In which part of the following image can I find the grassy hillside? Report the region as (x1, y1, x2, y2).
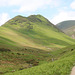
(5, 45, 75, 75)
(0, 15, 75, 74)
(1, 15, 75, 48)
(56, 20, 75, 39)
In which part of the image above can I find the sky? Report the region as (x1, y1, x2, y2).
(0, 0, 75, 26)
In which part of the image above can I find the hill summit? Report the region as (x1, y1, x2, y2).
(4, 15, 56, 27)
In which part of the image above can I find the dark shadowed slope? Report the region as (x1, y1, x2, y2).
(56, 20, 75, 39)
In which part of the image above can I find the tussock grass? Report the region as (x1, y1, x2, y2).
(5, 45, 75, 75)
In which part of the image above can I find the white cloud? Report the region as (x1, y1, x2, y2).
(70, 0, 75, 9)
(50, 0, 62, 8)
(50, 11, 75, 24)
(0, 0, 61, 13)
(13, 0, 52, 12)
(0, 0, 22, 6)
(0, 13, 10, 26)
(15, 0, 62, 13)
(0, 0, 51, 12)
(50, 0, 75, 25)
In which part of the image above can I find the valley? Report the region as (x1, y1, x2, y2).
(0, 15, 75, 75)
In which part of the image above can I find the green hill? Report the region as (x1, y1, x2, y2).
(56, 20, 75, 39)
(0, 15, 75, 74)
(1, 15, 75, 48)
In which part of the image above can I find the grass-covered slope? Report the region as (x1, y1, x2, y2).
(1, 15, 75, 49)
(56, 20, 75, 39)
(0, 15, 75, 74)
(5, 45, 75, 75)
(0, 47, 54, 74)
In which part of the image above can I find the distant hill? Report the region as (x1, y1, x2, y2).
(56, 20, 75, 39)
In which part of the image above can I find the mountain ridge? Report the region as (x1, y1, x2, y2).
(56, 20, 75, 39)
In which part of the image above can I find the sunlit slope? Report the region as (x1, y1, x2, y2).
(0, 15, 75, 49)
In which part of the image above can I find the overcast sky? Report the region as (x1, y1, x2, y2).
(0, 0, 75, 26)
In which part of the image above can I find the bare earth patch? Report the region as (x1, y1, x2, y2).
(70, 66, 75, 75)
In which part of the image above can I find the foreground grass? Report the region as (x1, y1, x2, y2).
(5, 54, 75, 75)
(0, 46, 54, 74)
(5, 45, 75, 75)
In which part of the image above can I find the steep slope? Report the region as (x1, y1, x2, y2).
(1, 15, 75, 49)
(56, 20, 75, 39)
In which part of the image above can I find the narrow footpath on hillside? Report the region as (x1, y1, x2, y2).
(70, 66, 75, 75)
